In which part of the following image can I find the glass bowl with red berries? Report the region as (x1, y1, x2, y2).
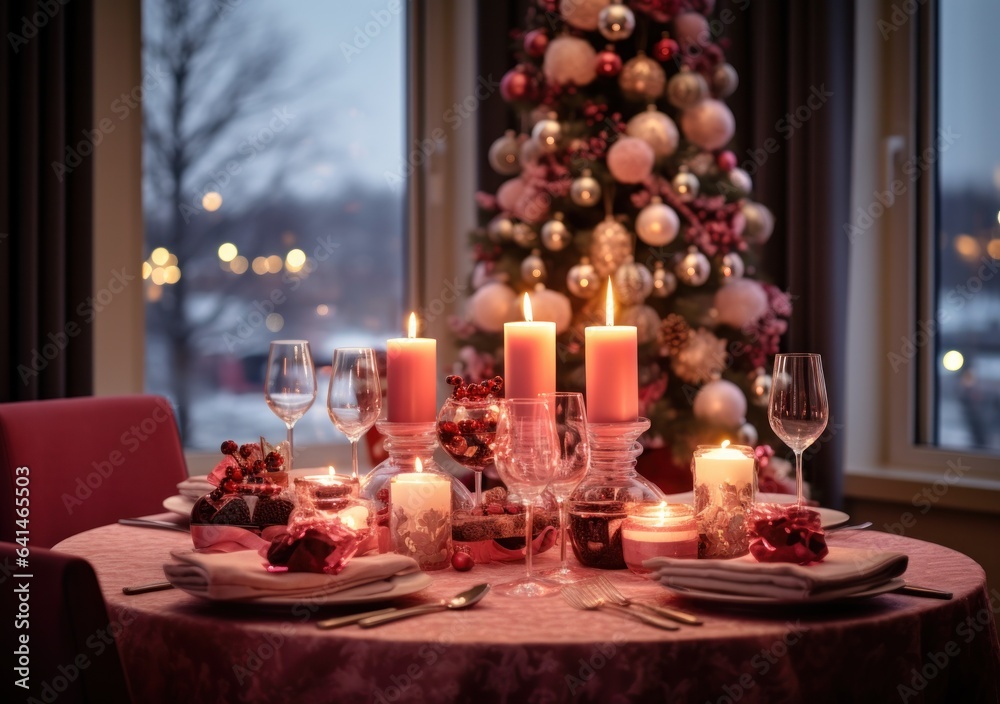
(436, 375, 504, 507)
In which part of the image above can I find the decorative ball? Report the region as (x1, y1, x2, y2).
(728, 167, 753, 197)
(613, 256, 654, 305)
(521, 250, 547, 285)
(560, 0, 609, 30)
(673, 12, 711, 50)
(680, 99, 736, 151)
(567, 258, 600, 298)
(570, 170, 602, 207)
(742, 202, 775, 245)
(712, 62, 739, 98)
(716, 150, 738, 172)
(598, 2, 635, 41)
(500, 65, 539, 103)
(666, 70, 707, 109)
(720, 251, 745, 281)
(713, 279, 769, 329)
(590, 217, 631, 277)
(653, 36, 680, 63)
(523, 29, 549, 59)
(635, 198, 680, 247)
(737, 421, 758, 446)
(606, 137, 655, 184)
(671, 168, 700, 202)
(530, 285, 573, 333)
(651, 263, 677, 298)
(496, 178, 525, 213)
(531, 114, 562, 153)
(511, 222, 538, 248)
(626, 107, 679, 158)
(675, 247, 711, 286)
(487, 215, 513, 242)
(692, 379, 747, 427)
(488, 130, 521, 175)
(519, 136, 544, 166)
(750, 370, 772, 407)
(619, 54, 666, 102)
(467, 282, 517, 333)
(541, 214, 571, 251)
(595, 47, 623, 78)
(620, 305, 661, 344)
(543, 36, 598, 87)
(451, 550, 474, 571)
(497, 177, 549, 223)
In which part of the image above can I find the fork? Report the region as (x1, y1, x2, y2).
(561, 584, 679, 631)
(590, 576, 703, 626)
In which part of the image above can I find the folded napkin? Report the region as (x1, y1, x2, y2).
(646, 546, 908, 600)
(178, 476, 214, 500)
(164, 549, 420, 601)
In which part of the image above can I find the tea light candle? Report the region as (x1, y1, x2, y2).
(389, 458, 452, 570)
(585, 280, 638, 423)
(692, 441, 756, 558)
(387, 312, 437, 423)
(294, 466, 358, 508)
(622, 502, 698, 574)
(503, 293, 556, 400)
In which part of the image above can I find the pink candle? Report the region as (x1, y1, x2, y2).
(387, 313, 437, 422)
(503, 294, 556, 400)
(585, 281, 638, 423)
(622, 503, 698, 574)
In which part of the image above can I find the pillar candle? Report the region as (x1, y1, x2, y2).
(692, 441, 756, 558)
(389, 458, 452, 570)
(585, 281, 638, 423)
(503, 294, 556, 400)
(387, 313, 437, 423)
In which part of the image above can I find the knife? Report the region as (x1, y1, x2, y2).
(894, 584, 953, 600)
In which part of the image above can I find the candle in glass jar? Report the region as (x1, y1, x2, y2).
(294, 466, 358, 508)
(585, 280, 638, 423)
(622, 502, 698, 574)
(692, 441, 756, 558)
(389, 458, 452, 570)
(387, 312, 437, 423)
(503, 293, 556, 400)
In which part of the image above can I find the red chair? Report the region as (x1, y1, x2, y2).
(0, 395, 188, 547)
(1, 542, 132, 703)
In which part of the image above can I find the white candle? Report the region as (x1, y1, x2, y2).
(389, 458, 452, 570)
(504, 293, 556, 400)
(622, 503, 698, 573)
(694, 440, 755, 489)
(692, 441, 756, 558)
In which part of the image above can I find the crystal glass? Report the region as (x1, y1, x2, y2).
(537, 392, 590, 584)
(492, 398, 559, 597)
(264, 340, 316, 472)
(437, 397, 500, 507)
(328, 348, 382, 481)
(768, 353, 829, 506)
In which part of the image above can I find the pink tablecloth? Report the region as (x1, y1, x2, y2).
(55, 521, 1000, 704)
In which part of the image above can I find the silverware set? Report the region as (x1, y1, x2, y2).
(561, 577, 701, 631)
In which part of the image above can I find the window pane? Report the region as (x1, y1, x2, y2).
(934, 0, 1000, 451)
(141, 0, 406, 450)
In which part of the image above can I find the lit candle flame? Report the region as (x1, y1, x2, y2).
(415, 457, 423, 473)
(658, 500, 666, 524)
(328, 465, 336, 477)
(605, 277, 615, 326)
(721, 439, 730, 449)
(523, 293, 533, 322)
(343, 515, 356, 529)
(408, 311, 417, 339)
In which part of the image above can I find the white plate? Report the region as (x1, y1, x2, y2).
(663, 491, 850, 529)
(174, 571, 434, 607)
(163, 495, 196, 516)
(663, 577, 905, 606)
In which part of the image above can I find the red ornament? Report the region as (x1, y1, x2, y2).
(716, 150, 738, 172)
(524, 29, 549, 58)
(451, 550, 474, 571)
(653, 37, 680, 63)
(595, 48, 622, 78)
(500, 65, 539, 103)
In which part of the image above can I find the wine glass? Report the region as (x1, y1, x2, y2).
(264, 340, 317, 472)
(767, 353, 829, 506)
(537, 392, 590, 584)
(328, 348, 382, 481)
(492, 398, 559, 598)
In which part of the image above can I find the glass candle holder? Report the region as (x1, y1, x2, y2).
(691, 443, 757, 558)
(390, 469, 452, 570)
(621, 503, 698, 574)
(294, 472, 359, 509)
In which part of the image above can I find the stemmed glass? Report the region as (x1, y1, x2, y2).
(767, 353, 829, 506)
(492, 398, 560, 598)
(264, 340, 317, 472)
(537, 392, 590, 584)
(328, 348, 382, 481)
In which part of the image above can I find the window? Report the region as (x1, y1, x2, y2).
(140, 0, 407, 451)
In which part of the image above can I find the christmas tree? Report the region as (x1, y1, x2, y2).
(453, 0, 793, 491)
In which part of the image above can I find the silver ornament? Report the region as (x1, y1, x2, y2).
(531, 113, 562, 153)
(488, 130, 522, 175)
(651, 262, 677, 298)
(626, 106, 679, 158)
(541, 213, 571, 251)
(666, 69, 707, 109)
(613, 255, 653, 305)
(487, 215, 514, 242)
(675, 247, 710, 286)
(512, 222, 538, 248)
(737, 421, 758, 446)
(671, 168, 700, 203)
(750, 370, 772, 407)
(570, 170, 602, 207)
(742, 202, 775, 245)
(590, 217, 631, 277)
(635, 197, 680, 247)
(712, 62, 739, 98)
(619, 54, 666, 102)
(728, 167, 753, 197)
(521, 249, 547, 284)
(598, 1, 635, 41)
(720, 251, 745, 282)
(620, 305, 661, 344)
(567, 257, 600, 298)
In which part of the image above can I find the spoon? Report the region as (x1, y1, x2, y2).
(358, 584, 491, 628)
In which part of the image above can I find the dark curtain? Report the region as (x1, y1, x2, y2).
(728, 1, 855, 508)
(0, 0, 94, 402)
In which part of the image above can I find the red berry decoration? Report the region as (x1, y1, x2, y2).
(595, 47, 623, 78)
(523, 28, 548, 59)
(653, 36, 680, 63)
(221, 440, 238, 455)
(239, 444, 254, 459)
(252, 460, 266, 474)
(451, 550, 474, 572)
(265, 451, 284, 470)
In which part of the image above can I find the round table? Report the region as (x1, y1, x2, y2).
(55, 521, 1000, 703)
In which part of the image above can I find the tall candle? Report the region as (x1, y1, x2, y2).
(390, 458, 452, 570)
(692, 441, 756, 558)
(585, 281, 638, 423)
(387, 312, 437, 423)
(503, 294, 556, 400)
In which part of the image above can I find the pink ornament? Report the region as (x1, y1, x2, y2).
(496, 178, 526, 213)
(681, 99, 735, 151)
(717, 150, 738, 172)
(514, 186, 551, 224)
(543, 36, 598, 87)
(524, 29, 549, 58)
(714, 279, 769, 330)
(673, 12, 711, 50)
(500, 66, 539, 103)
(653, 36, 680, 62)
(606, 137, 655, 184)
(559, 0, 610, 30)
(595, 48, 623, 78)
